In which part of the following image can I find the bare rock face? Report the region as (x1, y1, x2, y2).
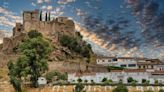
(2, 23, 26, 54)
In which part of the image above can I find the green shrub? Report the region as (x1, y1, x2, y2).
(127, 77, 134, 83)
(59, 34, 92, 58)
(91, 79, 94, 83)
(102, 77, 108, 82)
(74, 83, 85, 92)
(107, 66, 124, 72)
(144, 89, 153, 92)
(77, 78, 83, 83)
(159, 89, 164, 92)
(108, 79, 113, 83)
(142, 79, 147, 84)
(28, 30, 42, 38)
(112, 84, 128, 92)
(46, 70, 68, 82)
(131, 81, 137, 87)
(155, 80, 158, 84)
(84, 79, 88, 83)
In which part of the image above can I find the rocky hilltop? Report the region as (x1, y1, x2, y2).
(0, 10, 96, 73)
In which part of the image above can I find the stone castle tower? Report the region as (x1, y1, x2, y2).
(23, 10, 75, 36)
(2, 10, 75, 54)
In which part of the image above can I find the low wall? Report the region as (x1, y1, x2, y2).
(51, 85, 164, 92)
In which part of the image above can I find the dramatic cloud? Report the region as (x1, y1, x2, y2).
(37, 0, 43, 4)
(75, 8, 87, 17)
(126, 0, 164, 45)
(37, 0, 51, 4)
(0, 7, 22, 27)
(51, 6, 65, 16)
(41, 5, 53, 10)
(31, 2, 36, 6)
(57, 0, 75, 5)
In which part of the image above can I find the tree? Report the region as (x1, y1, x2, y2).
(155, 80, 158, 84)
(45, 12, 48, 21)
(48, 12, 51, 21)
(84, 79, 88, 83)
(112, 84, 128, 92)
(8, 60, 22, 92)
(59, 34, 93, 71)
(159, 89, 164, 92)
(10, 77, 22, 92)
(28, 30, 42, 38)
(77, 78, 82, 83)
(74, 83, 85, 92)
(142, 79, 147, 84)
(40, 11, 42, 21)
(127, 77, 134, 83)
(102, 77, 108, 83)
(91, 79, 94, 84)
(8, 30, 52, 88)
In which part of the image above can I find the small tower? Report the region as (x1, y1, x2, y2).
(13, 23, 24, 36)
(23, 10, 39, 23)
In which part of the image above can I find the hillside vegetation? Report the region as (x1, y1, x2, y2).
(5, 30, 95, 92)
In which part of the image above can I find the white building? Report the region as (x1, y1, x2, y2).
(37, 77, 47, 86)
(68, 69, 164, 84)
(96, 57, 164, 70)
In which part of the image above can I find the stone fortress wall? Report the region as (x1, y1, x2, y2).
(23, 10, 75, 36)
(2, 10, 75, 54)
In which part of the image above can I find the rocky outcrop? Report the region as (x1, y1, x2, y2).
(2, 33, 26, 54)
(2, 23, 26, 54)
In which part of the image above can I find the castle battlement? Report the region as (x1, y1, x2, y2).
(23, 10, 75, 35)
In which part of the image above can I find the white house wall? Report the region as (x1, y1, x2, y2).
(68, 72, 161, 84)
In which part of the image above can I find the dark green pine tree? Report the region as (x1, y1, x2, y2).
(48, 12, 51, 21)
(45, 12, 48, 21)
(40, 11, 42, 21)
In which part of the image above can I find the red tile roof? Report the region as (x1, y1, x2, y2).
(97, 56, 148, 60)
(110, 69, 146, 73)
(152, 70, 164, 75)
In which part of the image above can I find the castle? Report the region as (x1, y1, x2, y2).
(2, 10, 75, 54)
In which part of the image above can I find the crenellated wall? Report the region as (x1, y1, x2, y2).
(23, 10, 75, 37)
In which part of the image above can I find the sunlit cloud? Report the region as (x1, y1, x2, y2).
(31, 2, 36, 6)
(75, 8, 87, 17)
(37, 0, 43, 4)
(0, 7, 22, 28)
(57, 0, 75, 5)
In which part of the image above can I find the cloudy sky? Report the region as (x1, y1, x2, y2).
(0, 0, 164, 60)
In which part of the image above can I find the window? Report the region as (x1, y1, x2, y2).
(128, 64, 136, 67)
(102, 60, 105, 62)
(112, 58, 117, 61)
(18, 28, 21, 32)
(139, 66, 141, 69)
(120, 64, 127, 67)
(143, 65, 145, 68)
(108, 60, 111, 62)
(151, 65, 154, 69)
